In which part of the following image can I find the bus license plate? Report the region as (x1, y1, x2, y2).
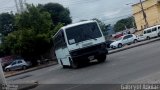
(88, 56, 94, 60)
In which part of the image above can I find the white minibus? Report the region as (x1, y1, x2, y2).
(52, 20, 108, 68)
(143, 25, 160, 39)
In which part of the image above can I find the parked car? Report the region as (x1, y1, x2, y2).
(105, 40, 114, 48)
(143, 25, 160, 40)
(0, 56, 15, 71)
(110, 34, 137, 49)
(5, 59, 31, 72)
(137, 34, 146, 42)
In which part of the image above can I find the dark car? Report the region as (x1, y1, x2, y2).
(105, 40, 114, 48)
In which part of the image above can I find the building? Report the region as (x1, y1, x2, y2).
(132, 0, 160, 34)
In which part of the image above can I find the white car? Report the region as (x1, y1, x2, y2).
(110, 34, 137, 49)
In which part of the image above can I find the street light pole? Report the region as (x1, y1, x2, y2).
(140, 0, 149, 28)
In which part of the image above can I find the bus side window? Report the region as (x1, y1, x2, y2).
(54, 30, 63, 50)
(54, 36, 59, 50)
(61, 31, 65, 42)
(61, 31, 67, 49)
(147, 29, 151, 33)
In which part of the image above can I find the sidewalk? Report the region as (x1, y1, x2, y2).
(6, 81, 39, 90)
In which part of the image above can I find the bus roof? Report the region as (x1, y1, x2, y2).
(62, 20, 97, 29)
(144, 25, 160, 31)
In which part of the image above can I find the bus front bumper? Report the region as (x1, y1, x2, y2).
(70, 48, 108, 61)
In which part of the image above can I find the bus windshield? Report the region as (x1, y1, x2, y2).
(66, 22, 102, 45)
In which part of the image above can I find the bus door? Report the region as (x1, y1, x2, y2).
(60, 31, 70, 66)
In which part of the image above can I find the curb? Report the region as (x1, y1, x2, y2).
(5, 62, 58, 78)
(18, 81, 39, 90)
(108, 38, 160, 55)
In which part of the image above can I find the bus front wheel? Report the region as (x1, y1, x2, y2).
(71, 60, 79, 69)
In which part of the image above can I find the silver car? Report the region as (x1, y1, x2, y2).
(110, 34, 138, 49)
(5, 59, 31, 72)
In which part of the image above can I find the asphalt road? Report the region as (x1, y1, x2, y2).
(6, 40, 160, 90)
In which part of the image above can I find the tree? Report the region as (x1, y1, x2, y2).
(40, 3, 72, 26)
(92, 18, 108, 36)
(1, 3, 72, 64)
(114, 16, 135, 32)
(0, 13, 15, 36)
(16, 4, 52, 34)
(92, 18, 107, 32)
(0, 44, 6, 57)
(2, 4, 60, 65)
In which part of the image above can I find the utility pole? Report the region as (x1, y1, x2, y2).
(19, 0, 24, 13)
(14, 0, 20, 13)
(140, 0, 149, 28)
(14, 0, 26, 13)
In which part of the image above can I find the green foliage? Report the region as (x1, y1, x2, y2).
(40, 3, 72, 25)
(0, 44, 6, 57)
(92, 18, 109, 36)
(0, 4, 66, 65)
(50, 23, 64, 38)
(0, 3, 72, 63)
(114, 17, 135, 32)
(4, 29, 50, 56)
(0, 13, 15, 36)
(15, 5, 52, 58)
(16, 4, 52, 34)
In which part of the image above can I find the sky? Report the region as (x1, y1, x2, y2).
(0, 0, 140, 24)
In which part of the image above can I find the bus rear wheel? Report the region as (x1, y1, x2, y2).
(97, 54, 106, 63)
